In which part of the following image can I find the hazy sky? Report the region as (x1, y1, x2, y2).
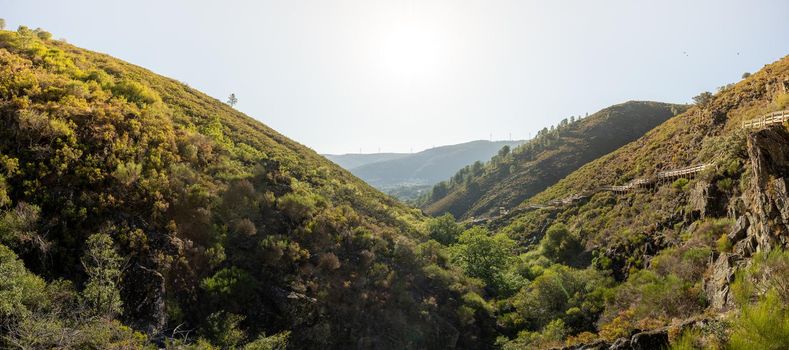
(3, 1, 788, 154)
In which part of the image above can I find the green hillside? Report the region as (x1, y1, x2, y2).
(3, 23, 789, 350)
(0, 27, 495, 349)
(422, 101, 686, 219)
(482, 56, 789, 348)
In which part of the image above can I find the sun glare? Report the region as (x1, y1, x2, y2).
(374, 21, 445, 83)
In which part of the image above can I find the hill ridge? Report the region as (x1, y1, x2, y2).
(421, 100, 687, 219)
(0, 27, 495, 349)
(481, 54, 789, 348)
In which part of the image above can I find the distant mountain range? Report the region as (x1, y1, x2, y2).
(322, 152, 410, 170)
(324, 140, 525, 200)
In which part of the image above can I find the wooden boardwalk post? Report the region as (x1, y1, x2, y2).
(742, 110, 789, 129)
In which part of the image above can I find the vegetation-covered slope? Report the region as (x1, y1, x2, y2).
(477, 56, 789, 348)
(0, 27, 495, 349)
(421, 101, 685, 219)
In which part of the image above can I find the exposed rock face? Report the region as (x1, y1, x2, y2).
(727, 216, 749, 242)
(742, 127, 789, 252)
(608, 337, 631, 350)
(704, 127, 789, 312)
(628, 328, 669, 350)
(705, 253, 737, 310)
(689, 180, 722, 219)
(122, 263, 167, 336)
(556, 327, 669, 350)
(561, 127, 789, 349)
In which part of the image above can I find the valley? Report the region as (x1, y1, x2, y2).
(0, 8, 788, 350)
(325, 140, 524, 202)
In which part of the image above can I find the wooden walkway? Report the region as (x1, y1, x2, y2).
(600, 178, 651, 194)
(596, 163, 711, 194)
(657, 163, 712, 181)
(465, 110, 789, 225)
(501, 162, 713, 220)
(742, 110, 789, 129)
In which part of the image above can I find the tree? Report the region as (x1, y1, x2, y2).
(427, 213, 463, 245)
(227, 93, 238, 107)
(81, 233, 124, 318)
(742, 72, 751, 79)
(0, 244, 46, 319)
(498, 145, 511, 158)
(692, 91, 713, 107)
(0, 202, 41, 248)
(513, 265, 611, 333)
(540, 223, 583, 265)
(450, 227, 515, 292)
(431, 181, 449, 201)
(0, 19, 5, 30)
(34, 28, 52, 41)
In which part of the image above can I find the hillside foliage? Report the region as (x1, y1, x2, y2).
(421, 101, 686, 219)
(482, 55, 789, 348)
(1, 22, 788, 350)
(0, 27, 496, 349)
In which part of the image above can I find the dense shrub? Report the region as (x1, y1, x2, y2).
(111, 79, 161, 106)
(540, 223, 584, 265)
(426, 213, 463, 245)
(728, 291, 789, 349)
(0, 243, 46, 318)
(671, 178, 689, 191)
(511, 265, 612, 333)
(724, 250, 789, 349)
(503, 319, 568, 349)
(450, 226, 516, 293)
(243, 331, 290, 350)
(775, 92, 789, 109)
(732, 249, 789, 307)
(601, 242, 710, 330)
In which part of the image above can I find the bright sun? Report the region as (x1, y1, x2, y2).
(375, 21, 445, 82)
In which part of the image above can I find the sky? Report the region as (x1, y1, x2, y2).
(2, 0, 788, 154)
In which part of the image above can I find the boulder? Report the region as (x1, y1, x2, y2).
(689, 181, 714, 219)
(629, 328, 669, 350)
(608, 337, 631, 350)
(704, 253, 737, 310)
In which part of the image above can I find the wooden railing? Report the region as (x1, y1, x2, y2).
(600, 177, 655, 193)
(600, 185, 629, 193)
(466, 161, 715, 226)
(469, 110, 787, 225)
(742, 110, 789, 129)
(657, 163, 712, 180)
